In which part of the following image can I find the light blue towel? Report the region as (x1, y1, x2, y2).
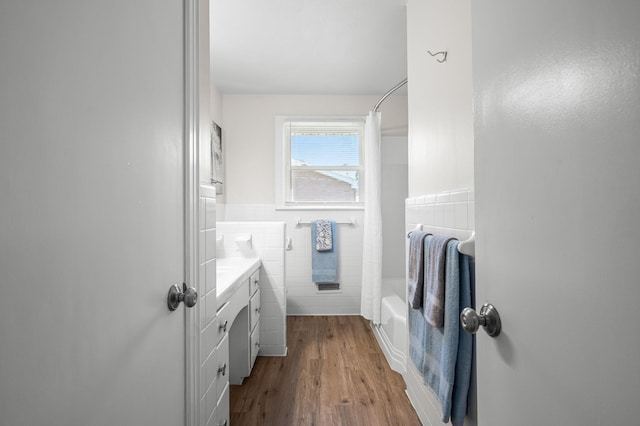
(424, 234, 455, 327)
(409, 239, 472, 426)
(311, 220, 338, 283)
(451, 253, 472, 426)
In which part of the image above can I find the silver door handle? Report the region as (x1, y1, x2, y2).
(167, 283, 198, 311)
(460, 303, 501, 337)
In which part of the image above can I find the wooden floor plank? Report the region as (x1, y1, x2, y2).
(230, 316, 421, 426)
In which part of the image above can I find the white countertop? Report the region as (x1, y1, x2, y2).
(216, 257, 261, 305)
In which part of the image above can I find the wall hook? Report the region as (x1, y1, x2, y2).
(427, 50, 448, 63)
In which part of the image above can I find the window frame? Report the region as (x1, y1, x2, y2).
(275, 115, 366, 210)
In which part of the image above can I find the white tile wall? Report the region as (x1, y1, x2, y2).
(404, 188, 475, 426)
(216, 221, 286, 356)
(198, 188, 218, 424)
(221, 204, 366, 316)
(405, 188, 475, 241)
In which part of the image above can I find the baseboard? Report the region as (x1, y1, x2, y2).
(257, 344, 287, 356)
(405, 361, 445, 426)
(371, 323, 407, 374)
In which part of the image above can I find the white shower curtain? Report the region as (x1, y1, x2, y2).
(360, 111, 383, 324)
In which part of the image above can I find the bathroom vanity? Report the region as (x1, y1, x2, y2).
(209, 256, 261, 424)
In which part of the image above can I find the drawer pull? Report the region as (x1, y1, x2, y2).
(254, 279, 259, 287)
(255, 342, 260, 348)
(218, 363, 227, 376)
(218, 420, 228, 426)
(255, 307, 261, 314)
(219, 320, 228, 333)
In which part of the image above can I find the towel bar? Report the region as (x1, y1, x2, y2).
(295, 217, 356, 227)
(407, 226, 476, 258)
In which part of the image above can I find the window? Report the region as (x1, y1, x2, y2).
(276, 117, 365, 209)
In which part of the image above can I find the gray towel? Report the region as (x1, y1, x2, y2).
(424, 234, 455, 327)
(407, 231, 430, 309)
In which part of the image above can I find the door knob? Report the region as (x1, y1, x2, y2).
(167, 283, 198, 311)
(460, 303, 501, 337)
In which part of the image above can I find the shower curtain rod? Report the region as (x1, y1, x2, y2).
(373, 78, 408, 112)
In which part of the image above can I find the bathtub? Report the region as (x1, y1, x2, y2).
(373, 292, 407, 374)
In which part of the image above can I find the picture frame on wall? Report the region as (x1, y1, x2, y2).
(211, 121, 224, 195)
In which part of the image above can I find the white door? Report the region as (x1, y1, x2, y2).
(473, 2, 640, 425)
(0, 1, 188, 425)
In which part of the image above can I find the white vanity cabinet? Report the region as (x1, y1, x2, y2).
(210, 257, 261, 425)
(249, 269, 261, 370)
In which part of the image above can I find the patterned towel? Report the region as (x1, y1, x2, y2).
(315, 219, 333, 251)
(311, 221, 338, 282)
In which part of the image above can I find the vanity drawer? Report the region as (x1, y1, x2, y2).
(212, 383, 229, 426)
(249, 289, 260, 332)
(250, 325, 260, 370)
(215, 278, 249, 345)
(214, 301, 230, 346)
(202, 341, 218, 397)
(216, 333, 229, 403)
(201, 316, 220, 362)
(249, 269, 260, 296)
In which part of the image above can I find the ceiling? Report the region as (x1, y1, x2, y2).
(210, 0, 408, 96)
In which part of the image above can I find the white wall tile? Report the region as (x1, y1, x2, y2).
(205, 259, 216, 295)
(199, 198, 206, 231)
(443, 203, 455, 228)
(454, 202, 468, 230)
(199, 230, 206, 265)
(205, 199, 216, 230)
(405, 188, 474, 244)
(205, 229, 216, 262)
(216, 221, 286, 354)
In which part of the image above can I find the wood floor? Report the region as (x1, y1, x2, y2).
(230, 316, 421, 426)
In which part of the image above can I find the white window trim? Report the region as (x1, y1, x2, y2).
(275, 115, 366, 210)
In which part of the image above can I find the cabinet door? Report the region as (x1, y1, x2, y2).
(250, 269, 260, 296)
(212, 384, 230, 426)
(250, 325, 260, 370)
(216, 333, 230, 402)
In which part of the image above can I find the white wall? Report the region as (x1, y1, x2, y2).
(222, 95, 407, 204)
(199, 0, 212, 185)
(220, 95, 408, 315)
(407, 0, 473, 197)
(405, 0, 475, 425)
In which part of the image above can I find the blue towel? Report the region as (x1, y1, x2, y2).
(451, 253, 472, 426)
(424, 234, 455, 327)
(408, 235, 433, 376)
(422, 240, 459, 423)
(311, 220, 338, 283)
(408, 239, 472, 426)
